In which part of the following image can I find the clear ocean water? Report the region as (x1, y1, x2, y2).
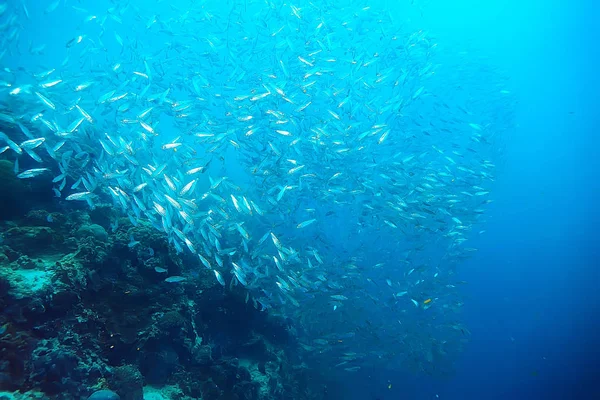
(1, 0, 597, 399)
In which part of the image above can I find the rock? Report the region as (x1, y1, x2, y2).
(3, 226, 54, 254)
(0, 390, 48, 400)
(15, 255, 42, 270)
(0, 261, 54, 300)
(76, 224, 108, 242)
(29, 339, 80, 394)
(142, 385, 185, 400)
(157, 311, 187, 334)
(50, 289, 79, 316)
(140, 348, 180, 385)
(87, 390, 121, 400)
(75, 236, 110, 268)
(110, 365, 143, 400)
(23, 210, 55, 226)
(200, 379, 221, 400)
(192, 345, 213, 365)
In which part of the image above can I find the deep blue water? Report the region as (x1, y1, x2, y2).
(349, 1, 600, 399)
(450, 1, 600, 398)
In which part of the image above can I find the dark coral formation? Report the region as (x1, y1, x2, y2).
(0, 207, 324, 400)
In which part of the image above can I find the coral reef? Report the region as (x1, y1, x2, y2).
(0, 204, 324, 400)
(87, 390, 120, 400)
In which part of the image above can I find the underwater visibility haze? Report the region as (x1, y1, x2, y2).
(0, 0, 597, 399)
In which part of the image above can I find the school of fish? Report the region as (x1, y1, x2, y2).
(0, 0, 515, 376)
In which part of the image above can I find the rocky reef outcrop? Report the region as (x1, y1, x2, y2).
(0, 207, 323, 400)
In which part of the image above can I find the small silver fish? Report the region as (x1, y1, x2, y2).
(165, 276, 186, 283)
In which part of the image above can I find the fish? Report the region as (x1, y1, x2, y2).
(165, 276, 186, 283)
(331, 295, 348, 301)
(296, 219, 317, 229)
(198, 254, 212, 269)
(214, 270, 225, 286)
(44, 0, 60, 14)
(17, 168, 50, 179)
(128, 235, 140, 248)
(0, 0, 513, 378)
(65, 192, 92, 201)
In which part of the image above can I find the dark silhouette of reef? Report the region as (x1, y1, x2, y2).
(0, 186, 325, 399)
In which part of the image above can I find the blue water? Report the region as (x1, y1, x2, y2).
(338, 0, 600, 399)
(4, 0, 598, 398)
(452, 2, 600, 399)
(350, 1, 600, 399)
